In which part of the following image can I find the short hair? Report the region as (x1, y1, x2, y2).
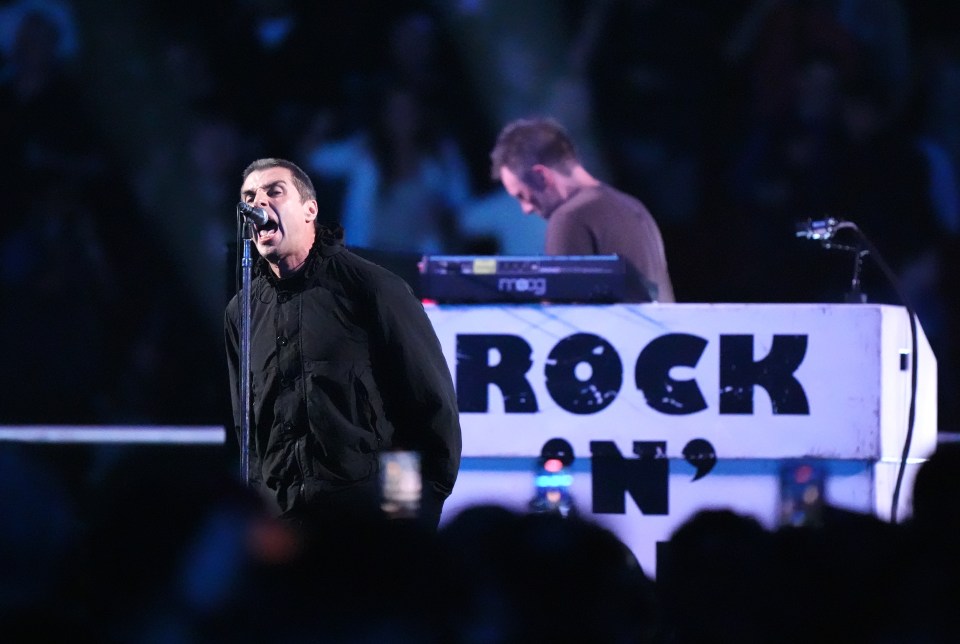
(489, 117, 579, 181)
(242, 158, 344, 242)
(241, 158, 316, 202)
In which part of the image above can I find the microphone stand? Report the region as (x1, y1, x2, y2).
(796, 216, 919, 521)
(825, 236, 869, 303)
(844, 241, 868, 304)
(795, 218, 868, 302)
(238, 211, 256, 485)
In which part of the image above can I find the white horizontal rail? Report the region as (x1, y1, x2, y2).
(0, 426, 226, 444)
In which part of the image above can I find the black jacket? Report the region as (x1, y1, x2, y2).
(225, 234, 461, 520)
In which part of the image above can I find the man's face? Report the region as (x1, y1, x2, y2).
(499, 166, 563, 219)
(240, 166, 317, 266)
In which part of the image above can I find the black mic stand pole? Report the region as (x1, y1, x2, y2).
(844, 241, 868, 303)
(238, 215, 256, 485)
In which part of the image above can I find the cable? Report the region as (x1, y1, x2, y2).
(850, 228, 918, 523)
(796, 218, 919, 522)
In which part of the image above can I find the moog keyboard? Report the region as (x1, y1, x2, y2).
(418, 255, 626, 303)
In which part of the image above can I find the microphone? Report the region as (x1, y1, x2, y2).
(795, 217, 840, 240)
(237, 202, 269, 227)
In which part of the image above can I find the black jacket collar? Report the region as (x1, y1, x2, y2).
(256, 224, 345, 286)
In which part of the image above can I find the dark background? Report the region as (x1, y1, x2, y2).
(2, 0, 958, 438)
(3, 4, 960, 640)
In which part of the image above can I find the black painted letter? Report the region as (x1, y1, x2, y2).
(719, 334, 809, 414)
(590, 441, 669, 515)
(545, 333, 622, 414)
(456, 334, 538, 412)
(635, 333, 708, 415)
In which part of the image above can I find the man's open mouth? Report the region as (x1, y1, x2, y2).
(257, 220, 279, 238)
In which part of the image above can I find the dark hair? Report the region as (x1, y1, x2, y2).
(489, 117, 578, 181)
(241, 158, 317, 202)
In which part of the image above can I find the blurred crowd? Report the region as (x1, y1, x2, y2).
(1, 0, 958, 428)
(1, 439, 958, 642)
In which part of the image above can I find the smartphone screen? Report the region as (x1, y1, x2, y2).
(379, 450, 422, 519)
